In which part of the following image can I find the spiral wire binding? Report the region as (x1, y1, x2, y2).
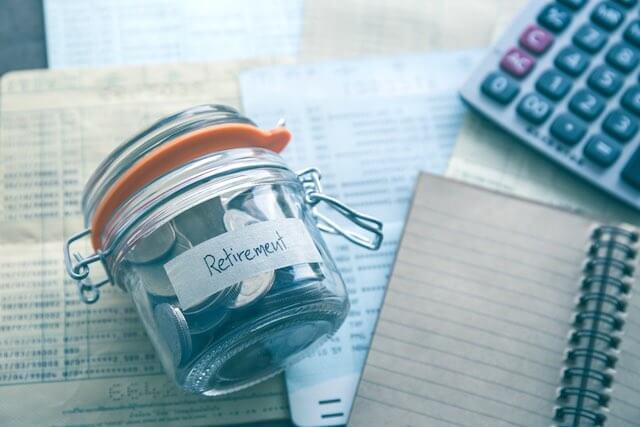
(553, 225, 638, 426)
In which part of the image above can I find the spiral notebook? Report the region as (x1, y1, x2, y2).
(349, 173, 640, 426)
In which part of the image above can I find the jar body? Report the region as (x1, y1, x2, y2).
(105, 155, 349, 396)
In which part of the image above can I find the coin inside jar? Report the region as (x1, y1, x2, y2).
(132, 227, 192, 299)
(182, 285, 239, 334)
(223, 209, 275, 308)
(173, 197, 226, 246)
(125, 222, 176, 264)
(154, 303, 193, 367)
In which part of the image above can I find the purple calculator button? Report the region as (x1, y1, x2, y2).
(500, 47, 536, 77)
(519, 25, 554, 54)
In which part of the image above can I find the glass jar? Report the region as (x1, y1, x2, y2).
(63, 105, 383, 396)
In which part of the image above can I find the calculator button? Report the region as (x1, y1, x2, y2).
(569, 89, 606, 121)
(481, 72, 520, 104)
(605, 42, 639, 73)
(500, 47, 536, 77)
(603, 109, 639, 142)
(550, 114, 587, 145)
(519, 25, 554, 54)
(588, 65, 624, 96)
(591, 2, 625, 31)
(535, 69, 572, 100)
(573, 24, 608, 53)
(622, 147, 640, 189)
(538, 3, 572, 33)
(559, 0, 587, 9)
(621, 85, 640, 116)
(584, 135, 621, 166)
(555, 46, 590, 76)
(624, 20, 640, 47)
(517, 93, 554, 124)
(613, 0, 637, 7)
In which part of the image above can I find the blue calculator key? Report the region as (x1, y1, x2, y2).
(605, 42, 640, 73)
(569, 89, 606, 121)
(624, 20, 640, 47)
(584, 135, 622, 166)
(622, 146, 640, 189)
(481, 72, 520, 104)
(550, 113, 587, 145)
(538, 3, 573, 33)
(573, 24, 609, 53)
(591, 2, 625, 31)
(517, 93, 554, 124)
(613, 0, 637, 7)
(603, 109, 639, 142)
(588, 65, 624, 96)
(536, 69, 572, 100)
(621, 85, 640, 116)
(555, 46, 591, 76)
(559, 0, 588, 9)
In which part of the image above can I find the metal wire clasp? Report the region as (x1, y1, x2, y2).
(297, 168, 383, 250)
(63, 229, 112, 304)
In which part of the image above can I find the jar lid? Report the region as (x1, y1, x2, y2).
(84, 106, 290, 251)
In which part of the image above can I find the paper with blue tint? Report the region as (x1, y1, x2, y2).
(44, 0, 303, 68)
(240, 50, 483, 426)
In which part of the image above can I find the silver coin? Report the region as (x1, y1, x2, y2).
(222, 208, 260, 230)
(154, 303, 192, 367)
(135, 230, 192, 298)
(223, 209, 275, 308)
(183, 285, 239, 334)
(125, 222, 176, 264)
(173, 197, 226, 246)
(228, 273, 275, 308)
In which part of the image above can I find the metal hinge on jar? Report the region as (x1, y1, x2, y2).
(297, 168, 383, 251)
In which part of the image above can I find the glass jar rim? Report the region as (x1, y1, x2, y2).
(82, 105, 256, 222)
(81, 106, 291, 251)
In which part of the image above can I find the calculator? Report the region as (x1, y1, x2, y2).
(461, 0, 640, 211)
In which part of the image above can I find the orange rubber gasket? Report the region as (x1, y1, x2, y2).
(91, 123, 291, 250)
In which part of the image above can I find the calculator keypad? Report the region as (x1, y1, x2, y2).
(501, 47, 536, 77)
(587, 64, 623, 95)
(584, 135, 622, 165)
(573, 23, 609, 51)
(569, 89, 606, 120)
(539, 3, 573, 32)
(481, 72, 520, 104)
(520, 25, 555, 53)
(602, 109, 638, 141)
(517, 93, 554, 123)
(536, 69, 573, 99)
(555, 46, 591, 75)
(591, 2, 625, 30)
(605, 42, 639, 72)
(462, 0, 640, 210)
(551, 113, 588, 144)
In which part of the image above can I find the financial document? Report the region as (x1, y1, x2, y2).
(240, 50, 483, 426)
(300, 0, 525, 59)
(0, 59, 292, 427)
(44, 0, 303, 68)
(446, 113, 640, 223)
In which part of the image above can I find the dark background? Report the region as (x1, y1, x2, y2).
(0, 0, 47, 76)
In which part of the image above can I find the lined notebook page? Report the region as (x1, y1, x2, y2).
(349, 174, 640, 426)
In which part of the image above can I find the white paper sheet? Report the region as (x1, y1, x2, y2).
(43, 0, 303, 68)
(0, 60, 293, 427)
(240, 50, 483, 426)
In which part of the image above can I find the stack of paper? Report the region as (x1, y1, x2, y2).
(0, 60, 292, 427)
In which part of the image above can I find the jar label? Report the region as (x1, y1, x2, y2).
(164, 218, 323, 310)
